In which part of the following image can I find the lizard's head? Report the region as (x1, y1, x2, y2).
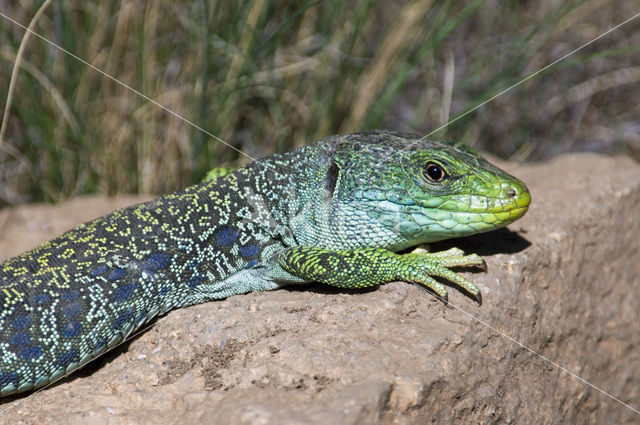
(320, 130, 530, 247)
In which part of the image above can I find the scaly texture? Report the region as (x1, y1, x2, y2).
(0, 130, 530, 396)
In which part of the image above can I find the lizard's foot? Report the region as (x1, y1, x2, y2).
(279, 246, 484, 304)
(399, 246, 485, 304)
(409, 244, 485, 269)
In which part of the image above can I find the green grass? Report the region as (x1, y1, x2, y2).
(0, 0, 638, 205)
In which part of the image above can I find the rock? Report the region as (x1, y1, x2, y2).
(0, 153, 639, 424)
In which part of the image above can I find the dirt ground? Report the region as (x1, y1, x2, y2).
(0, 153, 639, 425)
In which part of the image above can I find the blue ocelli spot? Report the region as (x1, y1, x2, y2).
(113, 284, 137, 303)
(245, 260, 259, 269)
(109, 267, 127, 281)
(142, 253, 171, 272)
(10, 332, 31, 347)
(188, 273, 205, 288)
(94, 338, 107, 351)
(56, 349, 78, 368)
(93, 338, 107, 351)
(239, 244, 260, 258)
(90, 265, 109, 276)
(111, 309, 133, 330)
(62, 321, 82, 338)
(215, 228, 238, 247)
(0, 372, 19, 388)
(19, 345, 42, 360)
(60, 290, 79, 301)
(34, 293, 50, 305)
(61, 301, 82, 318)
(11, 315, 31, 330)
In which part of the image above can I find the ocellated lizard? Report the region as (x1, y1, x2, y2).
(0, 130, 530, 395)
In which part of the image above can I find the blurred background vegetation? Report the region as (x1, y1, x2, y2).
(0, 0, 638, 205)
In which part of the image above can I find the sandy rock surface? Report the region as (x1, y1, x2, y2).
(0, 154, 639, 424)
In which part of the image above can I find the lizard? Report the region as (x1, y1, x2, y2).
(0, 130, 530, 396)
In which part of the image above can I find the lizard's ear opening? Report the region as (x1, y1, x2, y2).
(325, 158, 339, 202)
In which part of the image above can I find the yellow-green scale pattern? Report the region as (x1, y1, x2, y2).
(0, 154, 298, 395)
(279, 247, 397, 288)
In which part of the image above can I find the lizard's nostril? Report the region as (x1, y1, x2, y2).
(506, 188, 517, 198)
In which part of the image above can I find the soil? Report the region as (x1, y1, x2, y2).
(0, 153, 639, 424)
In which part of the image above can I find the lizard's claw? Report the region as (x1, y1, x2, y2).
(475, 291, 482, 306)
(398, 248, 485, 304)
(479, 259, 488, 273)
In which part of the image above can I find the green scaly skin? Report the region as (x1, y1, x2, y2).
(0, 130, 530, 396)
(202, 166, 236, 183)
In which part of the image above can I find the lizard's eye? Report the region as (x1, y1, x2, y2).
(423, 162, 447, 182)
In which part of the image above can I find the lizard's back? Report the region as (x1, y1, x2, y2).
(0, 159, 294, 394)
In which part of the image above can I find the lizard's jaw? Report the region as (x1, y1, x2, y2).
(426, 179, 531, 238)
(363, 179, 530, 244)
(475, 179, 531, 226)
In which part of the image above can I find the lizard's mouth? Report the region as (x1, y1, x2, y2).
(473, 183, 531, 225)
(420, 178, 530, 219)
(361, 180, 530, 242)
(443, 180, 531, 230)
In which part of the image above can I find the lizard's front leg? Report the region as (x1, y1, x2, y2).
(278, 246, 484, 303)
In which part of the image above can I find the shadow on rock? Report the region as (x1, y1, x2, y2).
(431, 227, 531, 257)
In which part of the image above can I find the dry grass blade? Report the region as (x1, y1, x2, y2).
(0, 0, 53, 146)
(0, 48, 79, 134)
(341, 0, 435, 132)
(546, 65, 640, 114)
